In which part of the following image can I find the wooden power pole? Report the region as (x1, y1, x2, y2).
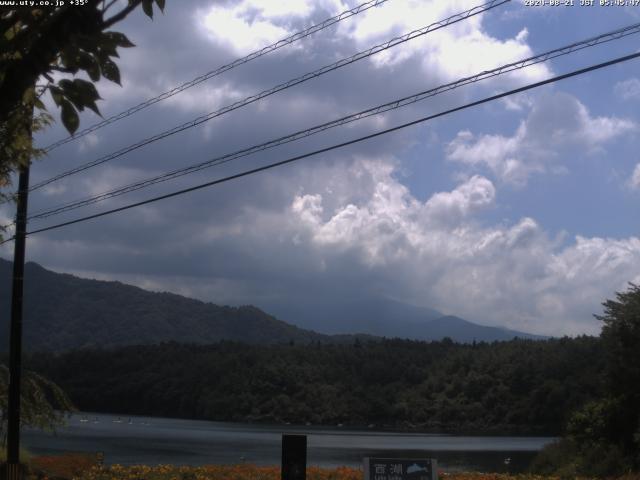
(5, 164, 30, 479)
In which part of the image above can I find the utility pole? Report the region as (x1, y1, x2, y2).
(4, 100, 32, 479)
(5, 165, 30, 480)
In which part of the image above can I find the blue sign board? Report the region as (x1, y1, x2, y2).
(363, 458, 437, 480)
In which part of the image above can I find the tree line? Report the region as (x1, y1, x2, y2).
(27, 335, 604, 435)
(19, 282, 640, 476)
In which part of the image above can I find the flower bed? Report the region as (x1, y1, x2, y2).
(26, 455, 640, 480)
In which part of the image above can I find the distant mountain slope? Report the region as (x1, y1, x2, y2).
(423, 315, 545, 342)
(267, 298, 546, 342)
(0, 258, 329, 351)
(0, 258, 544, 351)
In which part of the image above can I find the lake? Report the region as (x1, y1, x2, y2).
(23, 413, 555, 473)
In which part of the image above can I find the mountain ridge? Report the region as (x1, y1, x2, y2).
(0, 257, 544, 351)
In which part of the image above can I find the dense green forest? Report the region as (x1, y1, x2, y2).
(28, 336, 603, 435)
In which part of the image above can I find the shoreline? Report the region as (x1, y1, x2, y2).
(63, 410, 561, 438)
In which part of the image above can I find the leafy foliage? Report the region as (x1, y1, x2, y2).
(597, 283, 640, 406)
(0, 0, 165, 200)
(27, 336, 604, 435)
(0, 363, 75, 444)
(531, 283, 640, 476)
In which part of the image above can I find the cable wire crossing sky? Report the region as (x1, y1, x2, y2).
(23, 21, 640, 222)
(2, 0, 639, 338)
(15, 51, 639, 238)
(30, 0, 509, 192)
(42, 0, 392, 152)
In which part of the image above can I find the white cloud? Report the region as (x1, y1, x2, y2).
(200, 0, 552, 86)
(288, 158, 640, 335)
(198, 0, 324, 55)
(341, 1, 550, 82)
(447, 129, 534, 185)
(292, 159, 422, 265)
(200, 6, 292, 55)
(19, 0, 640, 342)
(22, 155, 640, 338)
(245, 0, 316, 19)
(629, 163, 640, 190)
(446, 92, 637, 185)
(424, 174, 495, 224)
(614, 78, 640, 101)
(77, 133, 100, 153)
(500, 93, 533, 112)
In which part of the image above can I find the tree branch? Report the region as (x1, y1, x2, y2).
(102, 0, 120, 14)
(50, 65, 74, 73)
(103, 0, 143, 29)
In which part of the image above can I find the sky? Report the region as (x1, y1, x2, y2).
(1, 0, 639, 337)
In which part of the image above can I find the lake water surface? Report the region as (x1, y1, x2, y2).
(24, 413, 555, 473)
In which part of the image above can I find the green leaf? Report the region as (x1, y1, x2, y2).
(49, 86, 64, 107)
(74, 33, 100, 54)
(34, 98, 46, 111)
(57, 79, 102, 116)
(103, 31, 135, 48)
(142, 0, 153, 18)
(98, 40, 119, 58)
(100, 57, 121, 85)
(58, 78, 74, 92)
(22, 86, 36, 104)
(4, 21, 22, 41)
(155, 0, 165, 12)
(60, 99, 79, 135)
(77, 51, 100, 82)
(72, 79, 102, 116)
(60, 48, 80, 74)
(71, 78, 101, 100)
(58, 82, 83, 112)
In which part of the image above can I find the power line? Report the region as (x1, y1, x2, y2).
(25, 21, 640, 222)
(42, 0, 391, 153)
(2, 50, 634, 243)
(29, 0, 510, 192)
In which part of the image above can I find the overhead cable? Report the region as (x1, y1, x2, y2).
(1, 50, 634, 243)
(42, 0, 392, 152)
(26, 21, 640, 221)
(30, 0, 510, 192)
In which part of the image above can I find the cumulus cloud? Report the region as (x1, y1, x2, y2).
(341, 1, 549, 83)
(286, 158, 640, 335)
(9, 151, 640, 337)
(423, 175, 495, 224)
(10, 0, 640, 342)
(198, 0, 551, 89)
(199, 3, 298, 55)
(446, 92, 637, 185)
(197, 0, 348, 55)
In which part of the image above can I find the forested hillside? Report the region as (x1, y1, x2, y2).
(28, 336, 603, 434)
(0, 258, 542, 350)
(0, 259, 331, 350)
